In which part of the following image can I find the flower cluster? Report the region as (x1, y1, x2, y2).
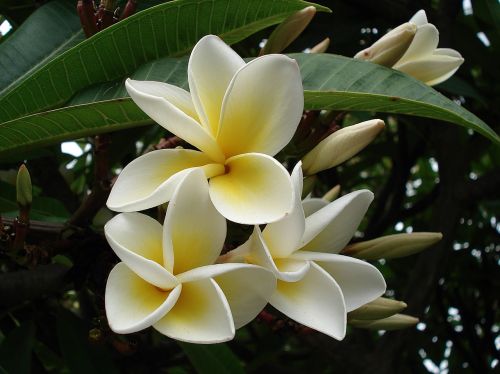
(104, 31, 445, 343)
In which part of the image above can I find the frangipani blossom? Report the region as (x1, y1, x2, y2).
(105, 169, 276, 343)
(107, 35, 304, 225)
(224, 163, 386, 339)
(355, 10, 464, 86)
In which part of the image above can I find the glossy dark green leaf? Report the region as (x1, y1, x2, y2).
(0, 0, 329, 123)
(0, 322, 36, 374)
(179, 342, 244, 374)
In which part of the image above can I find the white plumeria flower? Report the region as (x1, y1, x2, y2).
(224, 163, 386, 339)
(355, 10, 464, 86)
(105, 169, 276, 343)
(107, 35, 304, 225)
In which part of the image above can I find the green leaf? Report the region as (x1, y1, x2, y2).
(0, 53, 497, 160)
(0, 0, 329, 123)
(0, 0, 84, 95)
(0, 321, 36, 374)
(179, 342, 244, 374)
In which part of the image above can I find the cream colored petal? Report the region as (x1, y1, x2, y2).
(270, 262, 346, 340)
(188, 35, 245, 136)
(209, 153, 293, 225)
(107, 149, 212, 212)
(105, 263, 181, 333)
(163, 169, 226, 275)
(301, 190, 374, 253)
(104, 213, 178, 289)
(291, 251, 386, 312)
(125, 79, 224, 162)
(395, 53, 464, 86)
(232, 227, 309, 282)
(395, 23, 439, 64)
(217, 54, 303, 157)
(409, 9, 428, 26)
(176, 263, 276, 329)
(302, 198, 328, 217)
(263, 162, 305, 257)
(123, 79, 198, 120)
(153, 278, 235, 343)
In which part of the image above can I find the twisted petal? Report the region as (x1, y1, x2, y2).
(396, 49, 464, 86)
(209, 153, 293, 224)
(125, 79, 224, 162)
(177, 263, 276, 329)
(107, 149, 213, 212)
(217, 54, 303, 157)
(270, 262, 346, 340)
(105, 263, 182, 333)
(104, 213, 178, 289)
(188, 35, 245, 136)
(301, 190, 374, 253)
(163, 169, 226, 274)
(395, 23, 439, 64)
(409, 9, 428, 26)
(291, 251, 386, 312)
(233, 227, 309, 282)
(263, 162, 305, 257)
(153, 278, 235, 343)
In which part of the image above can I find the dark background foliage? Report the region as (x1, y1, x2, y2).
(0, 0, 498, 373)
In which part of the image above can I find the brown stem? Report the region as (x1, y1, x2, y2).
(77, 0, 97, 37)
(119, 0, 137, 21)
(12, 206, 30, 253)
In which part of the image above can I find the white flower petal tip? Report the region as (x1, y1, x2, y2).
(355, 9, 463, 85)
(301, 189, 374, 253)
(104, 213, 178, 289)
(153, 278, 235, 343)
(106, 149, 213, 212)
(302, 120, 385, 175)
(209, 153, 294, 225)
(270, 262, 347, 340)
(164, 168, 226, 274)
(105, 263, 182, 334)
(293, 252, 386, 312)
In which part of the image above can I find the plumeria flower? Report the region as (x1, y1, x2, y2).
(105, 169, 276, 343)
(355, 10, 464, 86)
(222, 162, 386, 339)
(107, 35, 303, 225)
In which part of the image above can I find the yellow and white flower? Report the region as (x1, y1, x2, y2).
(107, 35, 304, 224)
(355, 10, 464, 86)
(105, 169, 276, 343)
(224, 163, 386, 339)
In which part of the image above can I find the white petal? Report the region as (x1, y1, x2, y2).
(163, 169, 226, 274)
(396, 53, 464, 86)
(232, 227, 309, 282)
(104, 213, 178, 289)
(301, 190, 374, 253)
(395, 23, 439, 64)
(409, 9, 428, 26)
(270, 262, 346, 340)
(107, 149, 212, 212)
(153, 278, 235, 343)
(262, 162, 305, 257)
(217, 54, 303, 157)
(291, 252, 386, 312)
(105, 263, 181, 333)
(126, 79, 224, 162)
(302, 197, 328, 217)
(209, 153, 294, 225)
(188, 35, 245, 136)
(176, 263, 276, 329)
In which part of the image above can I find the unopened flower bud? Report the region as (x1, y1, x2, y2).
(354, 22, 417, 67)
(16, 164, 32, 208)
(342, 232, 442, 260)
(260, 6, 316, 55)
(310, 37, 330, 53)
(349, 313, 419, 331)
(348, 297, 407, 320)
(301, 175, 317, 198)
(302, 119, 385, 175)
(322, 184, 340, 201)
